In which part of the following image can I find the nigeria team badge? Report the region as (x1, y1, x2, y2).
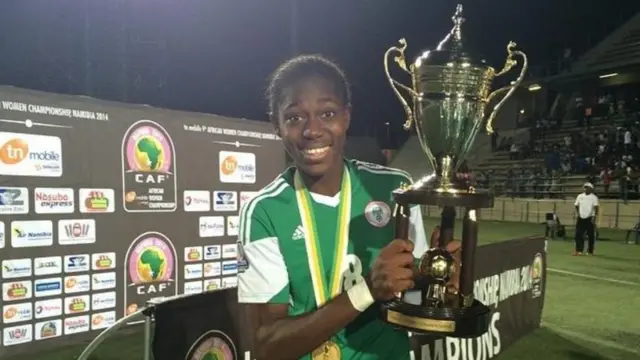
(364, 201, 391, 227)
(121, 120, 177, 212)
(123, 231, 178, 317)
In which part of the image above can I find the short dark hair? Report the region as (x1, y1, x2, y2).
(266, 54, 351, 126)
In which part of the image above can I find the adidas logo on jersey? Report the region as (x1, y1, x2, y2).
(292, 225, 305, 241)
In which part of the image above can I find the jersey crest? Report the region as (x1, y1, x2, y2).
(364, 201, 392, 227)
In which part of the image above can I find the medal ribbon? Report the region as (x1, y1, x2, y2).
(294, 166, 351, 307)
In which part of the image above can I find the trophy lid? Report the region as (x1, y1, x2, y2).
(415, 4, 487, 68)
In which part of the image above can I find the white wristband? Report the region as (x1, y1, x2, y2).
(347, 281, 375, 312)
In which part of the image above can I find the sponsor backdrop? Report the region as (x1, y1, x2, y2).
(152, 236, 547, 360)
(0, 86, 284, 357)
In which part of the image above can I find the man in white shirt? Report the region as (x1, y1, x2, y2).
(574, 182, 599, 255)
(624, 129, 632, 152)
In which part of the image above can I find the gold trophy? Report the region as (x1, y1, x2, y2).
(381, 4, 527, 337)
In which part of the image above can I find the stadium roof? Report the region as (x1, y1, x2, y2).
(539, 12, 640, 86)
(571, 12, 640, 74)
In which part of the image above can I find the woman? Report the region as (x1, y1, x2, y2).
(237, 54, 455, 359)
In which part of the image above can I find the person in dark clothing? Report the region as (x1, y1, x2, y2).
(491, 128, 499, 152)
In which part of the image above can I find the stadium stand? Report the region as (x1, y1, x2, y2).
(470, 11, 640, 200)
(473, 113, 634, 198)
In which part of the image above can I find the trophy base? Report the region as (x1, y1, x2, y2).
(380, 299, 491, 338)
(393, 186, 493, 208)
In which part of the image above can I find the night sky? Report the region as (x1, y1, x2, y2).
(1, 1, 639, 147)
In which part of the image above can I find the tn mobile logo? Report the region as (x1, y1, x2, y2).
(0, 138, 29, 165)
(0, 138, 59, 165)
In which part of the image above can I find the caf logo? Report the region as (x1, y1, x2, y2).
(531, 253, 544, 298)
(186, 330, 237, 360)
(121, 120, 177, 212)
(123, 231, 178, 316)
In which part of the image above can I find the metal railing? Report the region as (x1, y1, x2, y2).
(423, 197, 640, 230)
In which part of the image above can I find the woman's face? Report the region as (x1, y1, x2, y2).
(275, 76, 350, 177)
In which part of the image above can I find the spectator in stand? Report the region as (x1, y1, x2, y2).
(596, 141, 605, 157)
(615, 161, 630, 203)
(631, 165, 640, 195)
(475, 171, 486, 188)
(544, 147, 561, 176)
(497, 136, 511, 151)
(491, 127, 499, 152)
(530, 169, 543, 198)
(532, 120, 542, 141)
(456, 160, 473, 189)
(517, 168, 528, 197)
(624, 127, 633, 153)
(548, 173, 563, 199)
(561, 157, 572, 174)
(505, 167, 516, 198)
(600, 167, 612, 196)
(509, 142, 519, 160)
(475, 170, 495, 194)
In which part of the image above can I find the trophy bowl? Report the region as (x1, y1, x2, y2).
(379, 4, 528, 337)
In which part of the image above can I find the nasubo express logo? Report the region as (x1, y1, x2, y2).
(186, 330, 237, 360)
(123, 232, 177, 317)
(121, 120, 177, 212)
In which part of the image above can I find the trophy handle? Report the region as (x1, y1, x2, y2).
(384, 38, 418, 131)
(484, 41, 528, 134)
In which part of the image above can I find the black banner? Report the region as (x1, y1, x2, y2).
(152, 236, 547, 360)
(153, 290, 242, 360)
(411, 236, 547, 360)
(0, 86, 284, 358)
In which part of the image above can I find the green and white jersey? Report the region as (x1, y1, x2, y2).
(237, 159, 428, 360)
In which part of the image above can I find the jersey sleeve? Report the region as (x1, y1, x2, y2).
(237, 202, 290, 304)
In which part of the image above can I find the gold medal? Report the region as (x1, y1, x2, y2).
(311, 341, 341, 360)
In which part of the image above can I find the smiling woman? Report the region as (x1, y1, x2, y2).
(267, 55, 352, 183)
(237, 54, 431, 360)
